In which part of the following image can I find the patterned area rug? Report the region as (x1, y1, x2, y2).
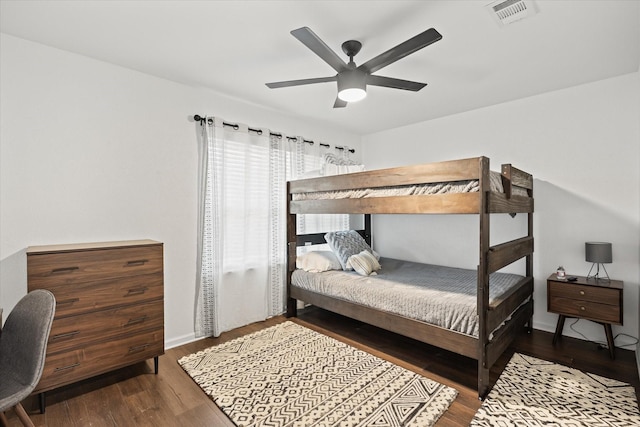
(471, 353, 640, 426)
(179, 321, 457, 427)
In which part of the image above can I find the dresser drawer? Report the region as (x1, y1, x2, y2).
(47, 300, 164, 354)
(44, 273, 163, 318)
(36, 329, 164, 393)
(549, 296, 622, 324)
(27, 245, 163, 288)
(548, 282, 619, 305)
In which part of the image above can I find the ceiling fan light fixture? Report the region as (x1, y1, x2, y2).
(338, 87, 366, 103)
(337, 70, 367, 102)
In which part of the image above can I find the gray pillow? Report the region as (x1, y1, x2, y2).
(324, 230, 374, 270)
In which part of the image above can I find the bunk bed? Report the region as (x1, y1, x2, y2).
(285, 156, 534, 398)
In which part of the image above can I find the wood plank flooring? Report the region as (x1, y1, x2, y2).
(4, 307, 639, 426)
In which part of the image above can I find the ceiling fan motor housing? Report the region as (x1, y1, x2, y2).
(337, 69, 367, 102)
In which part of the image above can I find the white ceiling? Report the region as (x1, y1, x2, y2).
(1, 1, 638, 135)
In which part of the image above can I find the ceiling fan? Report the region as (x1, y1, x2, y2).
(266, 26, 442, 108)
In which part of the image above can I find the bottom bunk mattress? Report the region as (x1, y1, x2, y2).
(291, 258, 525, 338)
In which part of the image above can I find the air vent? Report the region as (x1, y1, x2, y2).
(486, 0, 538, 27)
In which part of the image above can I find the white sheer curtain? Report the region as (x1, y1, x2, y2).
(196, 117, 354, 338)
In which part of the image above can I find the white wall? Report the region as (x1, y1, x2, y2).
(362, 72, 640, 348)
(2, 32, 636, 352)
(0, 34, 361, 347)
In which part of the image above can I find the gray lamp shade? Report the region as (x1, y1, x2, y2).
(585, 242, 612, 263)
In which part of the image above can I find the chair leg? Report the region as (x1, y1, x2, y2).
(14, 403, 35, 427)
(0, 410, 10, 427)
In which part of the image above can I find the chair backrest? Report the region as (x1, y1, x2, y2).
(0, 289, 56, 393)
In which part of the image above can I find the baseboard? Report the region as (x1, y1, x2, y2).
(636, 341, 640, 379)
(165, 332, 197, 350)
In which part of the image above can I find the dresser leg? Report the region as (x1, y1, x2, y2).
(39, 392, 46, 414)
(603, 323, 615, 359)
(552, 315, 566, 345)
(154, 356, 159, 374)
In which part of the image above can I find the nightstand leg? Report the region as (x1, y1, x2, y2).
(553, 315, 566, 345)
(603, 323, 615, 359)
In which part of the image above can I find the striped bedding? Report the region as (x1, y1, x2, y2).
(292, 171, 527, 201)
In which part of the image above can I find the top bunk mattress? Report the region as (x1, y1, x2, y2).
(291, 257, 524, 338)
(292, 170, 527, 201)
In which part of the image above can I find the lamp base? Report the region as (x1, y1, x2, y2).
(587, 263, 610, 282)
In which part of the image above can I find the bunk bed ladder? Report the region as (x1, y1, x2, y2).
(501, 163, 535, 332)
(478, 162, 535, 398)
(526, 175, 534, 333)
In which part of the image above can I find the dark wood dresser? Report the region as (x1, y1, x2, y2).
(27, 240, 164, 410)
(547, 273, 623, 359)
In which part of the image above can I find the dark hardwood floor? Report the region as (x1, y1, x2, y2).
(5, 307, 639, 426)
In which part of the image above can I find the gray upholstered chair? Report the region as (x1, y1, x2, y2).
(0, 289, 55, 427)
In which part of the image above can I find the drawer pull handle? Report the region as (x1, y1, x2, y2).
(580, 306, 586, 311)
(57, 298, 80, 306)
(128, 344, 150, 353)
(125, 316, 148, 326)
(579, 290, 585, 296)
(126, 259, 149, 267)
(126, 287, 148, 296)
(54, 363, 80, 372)
(51, 266, 79, 274)
(51, 330, 80, 341)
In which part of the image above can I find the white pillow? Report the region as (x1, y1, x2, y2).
(324, 230, 376, 270)
(296, 251, 342, 272)
(348, 250, 382, 276)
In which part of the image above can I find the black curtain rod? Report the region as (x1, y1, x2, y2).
(193, 114, 355, 153)
(194, 114, 279, 137)
(334, 146, 355, 153)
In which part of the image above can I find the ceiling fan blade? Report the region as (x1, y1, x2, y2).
(333, 97, 348, 108)
(266, 76, 336, 89)
(367, 75, 427, 91)
(359, 28, 442, 75)
(291, 27, 349, 73)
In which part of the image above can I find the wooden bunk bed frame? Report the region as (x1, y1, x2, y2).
(285, 156, 534, 398)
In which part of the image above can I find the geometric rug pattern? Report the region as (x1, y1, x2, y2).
(179, 321, 458, 427)
(471, 353, 640, 426)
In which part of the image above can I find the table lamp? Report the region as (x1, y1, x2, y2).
(585, 242, 612, 281)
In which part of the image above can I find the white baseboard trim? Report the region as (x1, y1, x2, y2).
(533, 320, 557, 335)
(636, 342, 640, 379)
(165, 332, 197, 350)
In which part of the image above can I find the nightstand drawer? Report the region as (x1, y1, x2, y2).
(549, 296, 622, 324)
(548, 282, 618, 305)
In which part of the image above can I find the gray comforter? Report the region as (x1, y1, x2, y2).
(291, 258, 524, 337)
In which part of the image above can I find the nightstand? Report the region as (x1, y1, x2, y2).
(547, 274, 623, 359)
